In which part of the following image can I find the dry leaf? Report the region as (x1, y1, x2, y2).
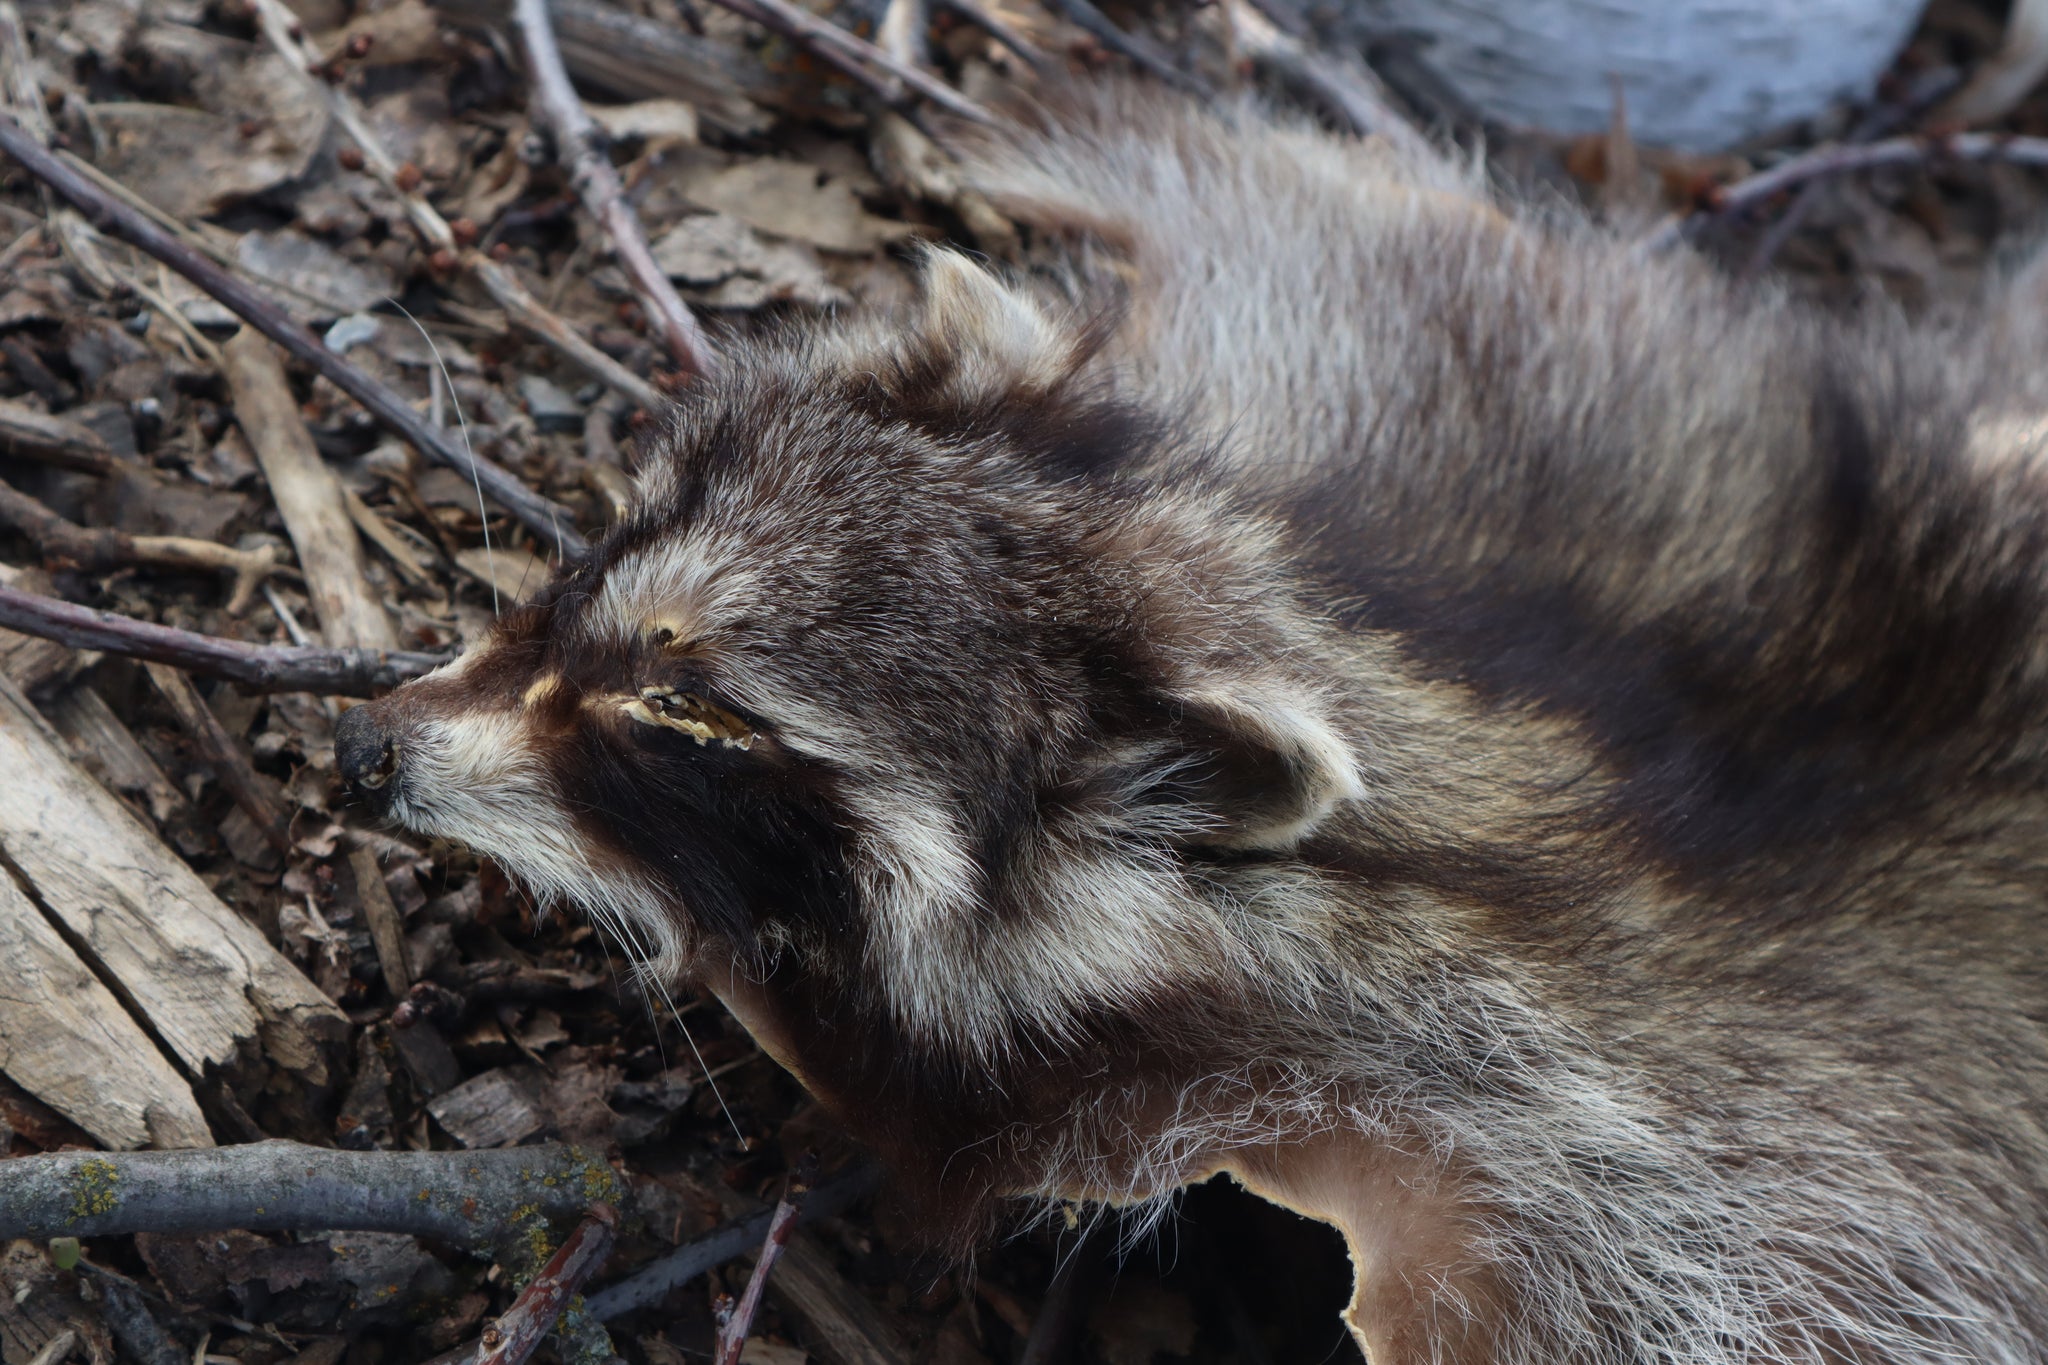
(679, 158, 919, 254)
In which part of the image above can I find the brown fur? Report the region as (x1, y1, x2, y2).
(337, 86, 2048, 1362)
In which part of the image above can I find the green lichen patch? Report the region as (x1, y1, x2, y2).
(68, 1158, 118, 1220)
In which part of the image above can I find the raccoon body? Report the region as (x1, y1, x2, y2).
(337, 87, 2048, 1362)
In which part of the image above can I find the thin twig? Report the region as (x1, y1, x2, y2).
(702, 0, 997, 124)
(471, 253, 669, 410)
(0, 113, 590, 559)
(712, 1171, 809, 1365)
(0, 584, 446, 695)
(0, 1141, 624, 1249)
(1042, 0, 1207, 96)
(1220, 0, 1427, 156)
(513, 0, 716, 379)
(1735, 67, 1961, 282)
(1642, 131, 2048, 253)
(474, 1205, 619, 1365)
(936, 0, 1044, 68)
(585, 1165, 881, 1321)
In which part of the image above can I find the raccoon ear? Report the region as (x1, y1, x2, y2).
(1165, 687, 1366, 851)
(909, 248, 1081, 401)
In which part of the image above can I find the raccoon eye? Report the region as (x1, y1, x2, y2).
(625, 685, 756, 750)
(651, 627, 676, 648)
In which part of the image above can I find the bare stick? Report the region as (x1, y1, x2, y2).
(702, 0, 996, 124)
(1220, 0, 1427, 157)
(471, 254, 669, 409)
(711, 1176, 806, 1365)
(0, 114, 590, 559)
(585, 1164, 880, 1320)
(0, 1141, 625, 1248)
(1642, 131, 2048, 253)
(1042, 0, 1207, 95)
(0, 479, 282, 614)
(935, 0, 1044, 68)
(513, 0, 716, 379)
(475, 1205, 619, 1365)
(0, 585, 445, 695)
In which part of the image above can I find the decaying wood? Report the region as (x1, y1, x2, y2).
(690, 1170, 908, 1365)
(349, 845, 415, 996)
(0, 567, 92, 695)
(142, 662, 293, 851)
(0, 584, 446, 695)
(513, 0, 716, 379)
(0, 114, 590, 559)
(0, 1141, 624, 1247)
(0, 400, 112, 476)
(222, 332, 397, 651)
(0, 675, 346, 1091)
(40, 686, 205, 848)
(0, 867, 211, 1151)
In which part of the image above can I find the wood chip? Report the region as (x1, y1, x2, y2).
(424, 1065, 550, 1148)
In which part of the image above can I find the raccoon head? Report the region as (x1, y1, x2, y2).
(337, 250, 1363, 1218)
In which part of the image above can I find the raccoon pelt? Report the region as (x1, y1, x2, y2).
(336, 84, 2048, 1363)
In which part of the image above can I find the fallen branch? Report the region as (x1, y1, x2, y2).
(0, 1141, 625, 1250)
(471, 253, 669, 410)
(712, 1169, 808, 1365)
(702, 0, 997, 124)
(0, 479, 283, 614)
(475, 1205, 618, 1365)
(1643, 131, 2048, 253)
(0, 113, 590, 560)
(0, 584, 446, 695)
(513, 0, 716, 380)
(585, 1164, 880, 1321)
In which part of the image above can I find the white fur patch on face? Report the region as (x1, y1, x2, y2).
(586, 533, 758, 652)
(840, 766, 1240, 1062)
(385, 709, 687, 981)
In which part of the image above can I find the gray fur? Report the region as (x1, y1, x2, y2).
(337, 86, 2048, 1362)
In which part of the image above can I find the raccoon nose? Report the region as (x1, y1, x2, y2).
(335, 704, 402, 801)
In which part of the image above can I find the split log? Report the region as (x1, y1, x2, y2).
(0, 676, 346, 1099)
(0, 868, 211, 1150)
